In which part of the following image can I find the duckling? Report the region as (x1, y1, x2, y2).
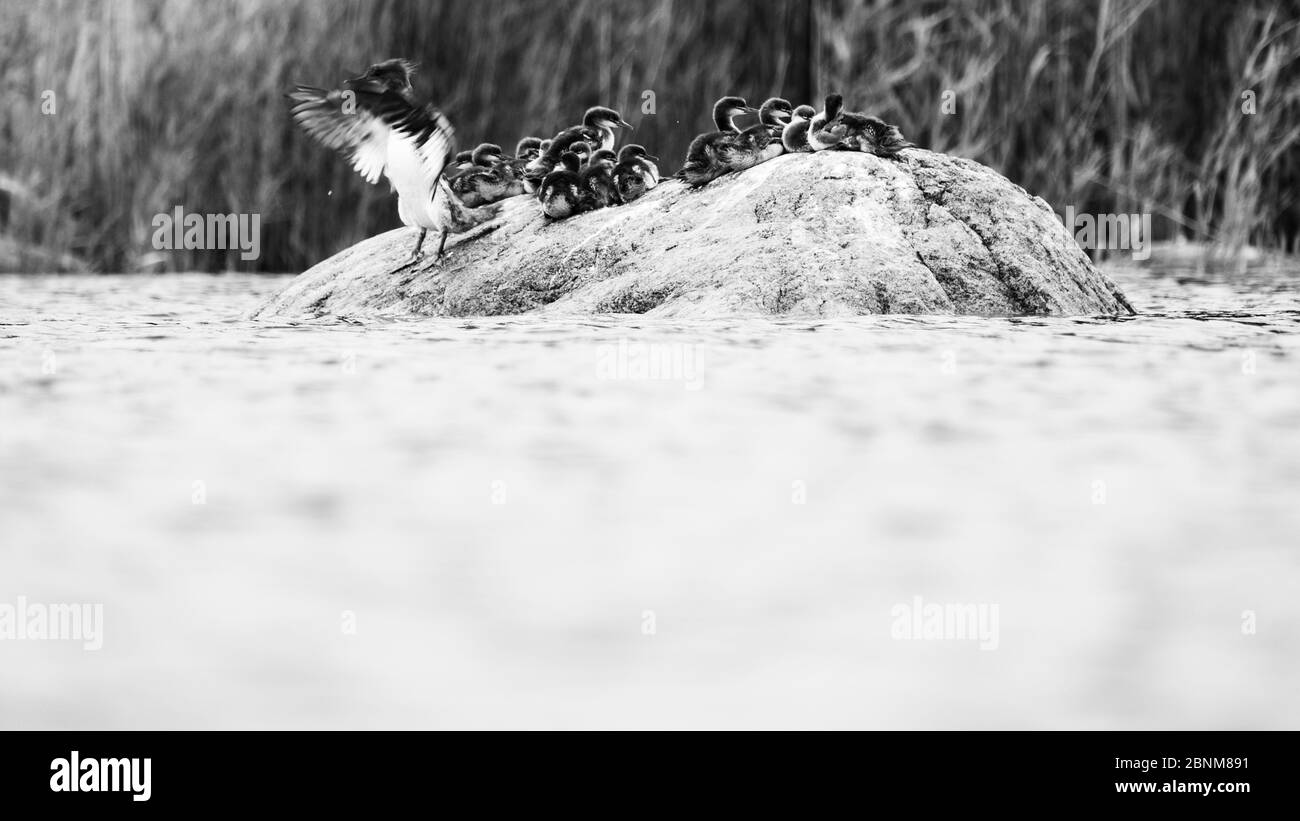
(756, 97, 795, 138)
(451, 143, 524, 206)
(737, 97, 794, 164)
(615, 166, 649, 204)
(587, 148, 618, 169)
(619, 144, 660, 184)
(447, 149, 475, 176)
(534, 139, 591, 200)
(443, 149, 479, 186)
(808, 93, 848, 151)
(526, 105, 631, 178)
(839, 112, 915, 158)
(872, 118, 915, 157)
(577, 105, 633, 151)
(613, 145, 660, 204)
(512, 137, 544, 193)
(580, 149, 621, 210)
(525, 128, 598, 186)
(781, 105, 817, 153)
(538, 151, 586, 220)
(475, 143, 507, 166)
(515, 137, 544, 164)
(678, 96, 759, 187)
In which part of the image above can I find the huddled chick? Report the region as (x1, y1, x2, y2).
(679, 91, 915, 187)
(613, 145, 659, 203)
(441, 88, 910, 217)
(443, 102, 662, 221)
(536, 140, 663, 220)
(449, 143, 524, 207)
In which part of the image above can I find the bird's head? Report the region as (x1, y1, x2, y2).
(823, 93, 844, 122)
(352, 59, 417, 93)
(715, 96, 758, 121)
(471, 143, 505, 166)
(793, 105, 816, 121)
(558, 151, 583, 173)
(569, 141, 594, 164)
(515, 137, 543, 161)
(759, 98, 794, 125)
(589, 149, 618, 169)
(584, 106, 633, 131)
(617, 144, 659, 163)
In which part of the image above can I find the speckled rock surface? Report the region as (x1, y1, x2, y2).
(252, 150, 1134, 319)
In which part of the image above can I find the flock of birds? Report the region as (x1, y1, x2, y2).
(677, 93, 912, 186)
(288, 59, 914, 269)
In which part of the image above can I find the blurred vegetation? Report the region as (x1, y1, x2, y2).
(1, 0, 1298, 272)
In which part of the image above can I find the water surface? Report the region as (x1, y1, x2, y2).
(1, 264, 1297, 728)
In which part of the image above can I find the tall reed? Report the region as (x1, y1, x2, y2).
(0, 0, 1296, 271)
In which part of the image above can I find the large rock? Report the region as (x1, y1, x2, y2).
(252, 150, 1134, 319)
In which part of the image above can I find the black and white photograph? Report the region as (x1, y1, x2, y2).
(0, 0, 1295, 797)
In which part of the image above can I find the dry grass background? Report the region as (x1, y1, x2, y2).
(1, 0, 1298, 272)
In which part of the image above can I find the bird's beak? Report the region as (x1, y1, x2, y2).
(645, 154, 660, 162)
(744, 106, 760, 114)
(617, 120, 634, 130)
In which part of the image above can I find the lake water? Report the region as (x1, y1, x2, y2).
(1, 263, 1297, 729)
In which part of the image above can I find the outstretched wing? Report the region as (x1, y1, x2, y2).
(382, 99, 457, 195)
(288, 76, 456, 190)
(288, 84, 392, 184)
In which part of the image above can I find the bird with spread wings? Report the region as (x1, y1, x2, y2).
(288, 59, 496, 273)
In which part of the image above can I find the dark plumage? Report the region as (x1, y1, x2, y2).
(808, 93, 847, 151)
(570, 141, 593, 163)
(678, 96, 758, 187)
(512, 137, 544, 192)
(450, 143, 524, 207)
(578, 105, 634, 151)
(839, 112, 915, 157)
(613, 144, 660, 203)
(514, 137, 544, 163)
(579, 149, 621, 210)
(755, 97, 794, 138)
(538, 151, 585, 220)
(732, 97, 793, 166)
(781, 105, 817, 153)
(526, 105, 631, 185)
(526, 128, 595, 185)
(619, 144, 659, 183)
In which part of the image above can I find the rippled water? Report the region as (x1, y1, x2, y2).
(1, 264, 1297, 729)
